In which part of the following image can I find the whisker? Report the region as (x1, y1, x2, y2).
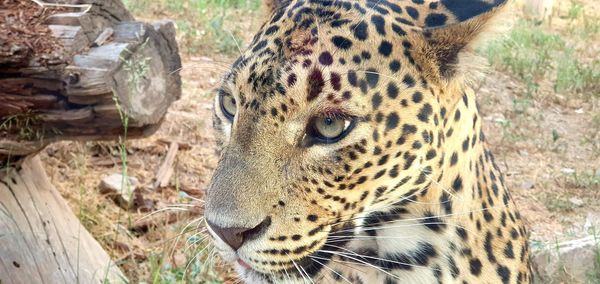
(308, 256, 353, 284)
(315, 249, 403, 281)
(287, 252, 311, 284)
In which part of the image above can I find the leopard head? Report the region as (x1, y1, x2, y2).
(204, 0, 509, 282)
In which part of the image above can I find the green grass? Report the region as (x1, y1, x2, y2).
(566, 170, 600, 188)
(480, 20, 599, 98)
(481, 20, 565, 82)
(123, 0, 261, 54)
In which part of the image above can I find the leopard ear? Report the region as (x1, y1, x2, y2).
(410, 0, 510, 86)
(263, 0, 289, 14)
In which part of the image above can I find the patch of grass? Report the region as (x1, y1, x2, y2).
(495, 118, 524, 143)
(564, 0, 600, 38)
(566, 0, 584, 21)
(554, 53, 600, 95)
(480, 20, 599, 98)
(145, 235, 221, 284)
(566, 170, 600, 188)
(481, 20, 564, 83)
(543, 194, 574, 212)
(123, 0, 261, 54)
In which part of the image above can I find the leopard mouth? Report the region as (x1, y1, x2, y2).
(244, 221, 357, 282)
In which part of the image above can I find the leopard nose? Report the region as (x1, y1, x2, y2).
(207, 217, 272, 250)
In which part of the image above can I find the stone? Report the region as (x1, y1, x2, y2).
(532, 236, 600, 283)
(520, 181, 535, 190)
(99, 173, 139, 207)
(569, 197, 584, 207)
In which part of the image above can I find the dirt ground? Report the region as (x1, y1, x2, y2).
(38, 0, 599, 282)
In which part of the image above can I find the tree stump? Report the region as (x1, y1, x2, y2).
(0, 0, 182, 283)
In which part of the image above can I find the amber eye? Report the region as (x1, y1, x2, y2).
(307, 116, 356, 145)
(219, 94, 237, 121)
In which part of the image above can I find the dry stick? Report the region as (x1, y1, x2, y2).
(153, 142, 179, 189)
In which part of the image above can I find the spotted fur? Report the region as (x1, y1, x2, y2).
(204, 0, 532, 283)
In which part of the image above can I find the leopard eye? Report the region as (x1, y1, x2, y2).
(307, 116, 356, 145)
(219, 93, 237, 121)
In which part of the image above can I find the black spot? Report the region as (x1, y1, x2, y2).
(440, 192, 452, 214)
(497, 265, 511, 284)
(456, 227, 468, 240)
(377, 155, 389, 166)
(426, 149, 437, 160)
(504, 241, 515, 259)
(332, 36, 353, 49)
(330, 72, 341, 91)
(385, 113, 400, 132)
(417, 103, 433, 122)
(366, 69, 380, 88)
(389, 60, 401, 73)
(353, 21, 369, 40)
(252, 40, 268, 52)
(307, 68, 325, 101)
(402, 124, 417, 134)
(389, 165, 399, 178)
(288, 74, 297, 86)
(425, 13, 448, 27)
(469, 258, 482, 276)
(307, 215, 318, 222)
(406, 6, 419, 19)
(452, 175, 463, 191)
(347, 71, 358, 86)
(462, 137, 470, 151)
(319, 51, 334, 65)
(265, 25, 279, 35)
(387, 82, 399, 99)
(402, 74, 416, 87)
(484, 231, 497, 263)
(378, 40, 393, 57)
(450, 152, 458, 166)
(372, 93, 382, 109)
(412, 91, 422, 103)
(371, 15, 386, 35)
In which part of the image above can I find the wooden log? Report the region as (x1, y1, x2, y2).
(0, 0, 182, 164)
(0, 156, 124, 283)
(0, 1, 183, 283)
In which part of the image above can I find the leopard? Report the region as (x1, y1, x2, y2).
(203, 0, 533, 283)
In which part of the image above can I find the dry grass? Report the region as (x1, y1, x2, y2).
(40, 0, 600, 283)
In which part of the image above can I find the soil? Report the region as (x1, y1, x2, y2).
(35, 1, 599, 282)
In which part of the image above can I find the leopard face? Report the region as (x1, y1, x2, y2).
(204, 1, 531, 283)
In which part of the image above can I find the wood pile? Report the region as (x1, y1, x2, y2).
(0, 1, 182, 283)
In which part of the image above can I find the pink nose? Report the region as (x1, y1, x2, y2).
(207, 217, 272, 250)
